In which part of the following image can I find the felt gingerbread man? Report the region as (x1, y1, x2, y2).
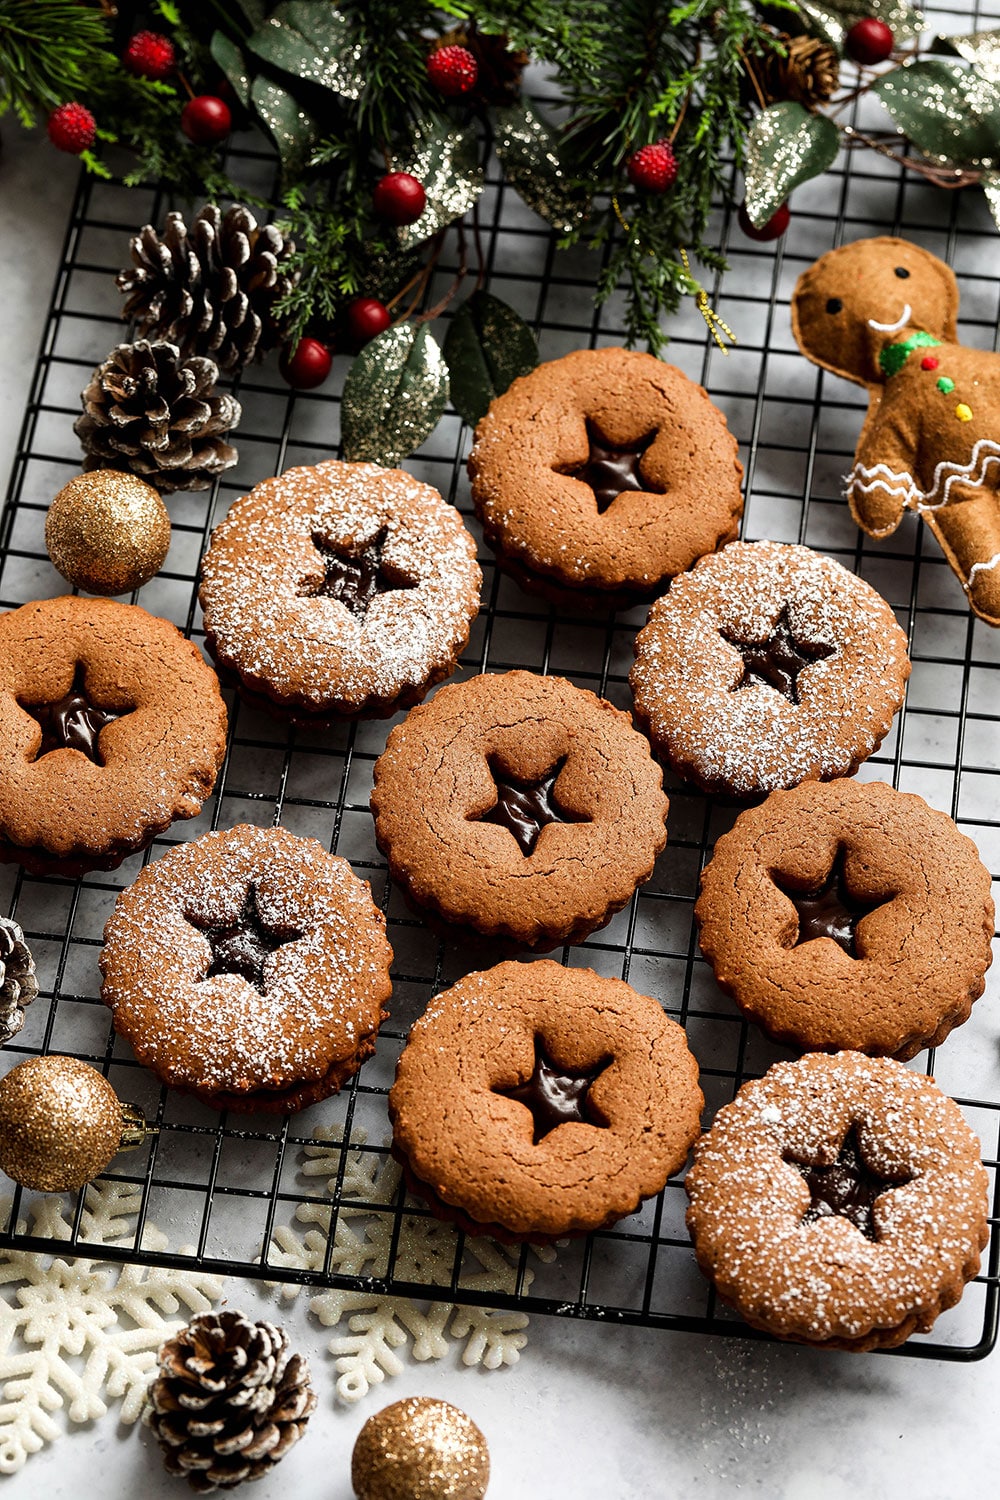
(791, 236, 1000, 626)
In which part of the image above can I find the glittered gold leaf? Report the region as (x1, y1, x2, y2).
(873, 59, 1000, 168)
(935, 29, 1000, 86)
(247, 1, 365, 101)
(342, 322, 449, 466)
(396, 122, 484, 251)
(250, 78, 319, 178)
(443, 292, 539, 426)
(796, 0, 924, 51)
(494, 99, 590, 235)
(744, 102, 840, 227)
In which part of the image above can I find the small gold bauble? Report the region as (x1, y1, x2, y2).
(0, 1055, 126, 1192)
(45, 470, 171, 596)
(352, 1397, 490, 1500)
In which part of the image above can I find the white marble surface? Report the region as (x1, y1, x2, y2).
(2, 124, 1000, 1500)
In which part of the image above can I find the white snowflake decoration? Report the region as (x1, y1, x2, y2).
(0, 1180, 224, 1472)
(264, 1126, 555, 1402)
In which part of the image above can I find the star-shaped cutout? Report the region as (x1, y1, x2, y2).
(771, 848, 895, 958)
(474, 755, 590, 856)
(300, 527, 416, 619)
(493, 1039, 610, 1143)
(556, 419, 661, 514)
(785, 1124, 915, 1240)
(722, 605, 835, 704)
(186, 883, 304, 993)
(18, 664, 132, 766)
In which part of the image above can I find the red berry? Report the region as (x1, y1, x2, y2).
(180, 95, 232, 146)
(738, 200, 791, 242)
(373, 172, 427, 226)
(47, 102, 97, 155)
(123, 30, 175, 80)
(626, 141, 678, 193)
(426, 44, 479, 98)
(845, 17, 894, 65)
(280, 338, 333, 390)
(346, 298, 391, 346)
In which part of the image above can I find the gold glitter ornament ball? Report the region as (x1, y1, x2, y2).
(45, 470, 171, 596)
(352, 1397, 490, 1500)
(0, 1055, 124, 1192)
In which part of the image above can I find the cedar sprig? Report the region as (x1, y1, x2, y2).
(0, 0, 112, 125)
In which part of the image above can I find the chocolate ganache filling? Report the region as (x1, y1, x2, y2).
(20, 665, 129, 765)
(477, 755, 589, 856)
(772, 850, 894, 957)
(304, 527, 416, 618)
(494, 1039, 610, 1143)
(722, 605, 835, 703)
(559, 419, 661, 514)
(787, 1125, 914, 1240)
(187, 883, 304, 993)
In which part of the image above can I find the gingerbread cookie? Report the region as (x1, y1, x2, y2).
(100, 824, 392, 1113)
(685, 1052, 989, 1351)
(199, 460, 481, 720)
(389, 959, 703, 1241)
(468, 347, 743, 606)
(695, 779, 994, 1058)
(0, 596, 226, 873)
(629, 540, 910, 797)
(791, 236, 1000, 626)
(370, 670, 669, 949)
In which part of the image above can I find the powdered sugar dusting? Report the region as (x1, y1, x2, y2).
(100, 824, 392, 1096)
(199, 460, 481, 713)
(630, 541, 911, 795)
(686, 1053, 989, 1346)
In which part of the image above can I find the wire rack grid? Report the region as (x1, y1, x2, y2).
(2, 32, 1000, 1362)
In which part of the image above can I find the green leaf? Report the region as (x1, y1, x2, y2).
(794, 0, 924, 51)
(396, 121, 485, 251)
(933, 29, 1000, 86)
(873, 59, 1000, 167)
(210, 32, 251, 109)
(342, 322, 449, 466)
(494, 98, 590, 235)
(234, 0, 268, 24)
(250, 77, 320, 178)
(442, 292, 539, 426)
(743, 103, 840, 226)
(247, 1, 365, 101)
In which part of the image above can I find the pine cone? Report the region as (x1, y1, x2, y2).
(755, 34, 840, 107)
(0, 916, 38, 1045)
(74, 340, 241, 493)
(145, 1311, 317, 1493)
(117, 205, 298, 376)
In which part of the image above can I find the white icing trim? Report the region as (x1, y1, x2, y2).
(967, 551, 1000, 585)
(849, 438, 1000, 516)
(867, 303, 912, 333)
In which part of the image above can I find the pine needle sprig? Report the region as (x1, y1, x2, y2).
(0, 0, 112, 125)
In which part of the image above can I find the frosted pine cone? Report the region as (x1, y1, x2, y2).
(117, 204, 297, 376)
(74, 340, 241, 493)
(0, 916, 38, 1044)
(145, 1311, 317, 1492)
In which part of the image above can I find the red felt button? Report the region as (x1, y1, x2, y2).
(921, 355, 940, 370)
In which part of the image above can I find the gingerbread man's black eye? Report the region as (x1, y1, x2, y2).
(895, 267, 910, 279)
(826, 298, 843, 314)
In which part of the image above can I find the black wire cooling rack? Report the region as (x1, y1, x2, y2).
(2, 34, 1000, 1361)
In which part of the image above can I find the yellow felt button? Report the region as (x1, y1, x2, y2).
(955, 403, 973, 422)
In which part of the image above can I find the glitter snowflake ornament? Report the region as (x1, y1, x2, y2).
(0, 1181, 223, 1472)
(263, 1127, 553, 1402)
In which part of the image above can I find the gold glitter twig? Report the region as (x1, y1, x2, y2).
(678, 248, 737, 355)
